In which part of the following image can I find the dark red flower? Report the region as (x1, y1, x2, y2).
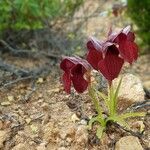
(60, 56, 91, 93)
(108, 25, 138, 64)
(98, 43, 124, 81)
(86, 37, 124, 81)
(86, 37, 103, 70)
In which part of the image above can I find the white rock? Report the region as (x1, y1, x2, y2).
(7, 95, 14, 101)
(131, 121, 145, 133)
(71, 114, 80, 123)
(36, 143, 46, 150)
(0, 130, 9, 148)
(113, 74, 145, 110)
(1, 101, 11, 106)
(115, 136, 143, 150)
(12, 143, 31, 150)
(58, 147, 68, 150)
(80, 119, 88, 125)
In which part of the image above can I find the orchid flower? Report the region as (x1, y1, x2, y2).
(60, 56, 91, 93)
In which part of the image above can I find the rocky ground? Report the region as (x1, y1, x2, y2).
(0, 54, 149, 150)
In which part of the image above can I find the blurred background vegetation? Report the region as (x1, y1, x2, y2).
(0, 0, 149, 54)
(0, 0, 149, 92)
(0, 0, 85, 56)
(127, 0, 150, 52)
(0, 0, 84, 30)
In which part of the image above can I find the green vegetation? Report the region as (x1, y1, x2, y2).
(127, 0, 150, 51)
(0, 0, 83, 30)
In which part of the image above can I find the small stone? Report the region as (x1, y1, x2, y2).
(1, 101, 11, 106)
(38, 93, 43, 99)
(115, 136, 143, 150)
(66, 137, 72, 143)
(29, 141, 35, 146)
(48, 88, 60, 94)
(0, 130, 9, 148)
(71, 114, 80, 123)
(25, 118, 32, 124)
(42, 114, 50, 125)
(132, 121, 145, 133)
(30, 124, 38, 134)
(143, 80, 150, 89)
(7, 95, 14, 102)
(3, 120, 11, 129)
(80, 119, 87, 125)
(60, 132, 67, 140)
(41, 103, 49, 111)
(37, 78, 44, 83)
(36, 144, 46, 150)
(12, 143, 31, 150)
(58, 147, 68, 150)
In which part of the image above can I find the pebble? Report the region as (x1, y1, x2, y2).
(41, 103, 49, 111)
(131, 121, 145, 133)
(80, 119, 88, 125)
(71, 114, 80, 123)
(37, 78, 44, 84)
(1, 101, 11, 106)
(0, 130, 9, 148)
(25, 118, 32, 124)
(30, 124, 38, 134)
(57, 147, 68, 150)
(12, 143, 31, 150)
(115, 136, 143, 150)
(7, 95, 14, 102)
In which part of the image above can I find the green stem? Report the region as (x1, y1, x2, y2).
(88, 86, 105, 126)
(108, 84, 114, 116)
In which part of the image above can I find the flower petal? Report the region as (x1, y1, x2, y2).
(86, 37, 103, 70)
(127, 32, 135, 42)
(98, 45, 124, 81)
(108, 25, 133, 42)
(62, 72, 71, 93)
(86, 49, 103, 70)
(60, 57, 75, 72)
(115, 33, 138, 63)
(71, 64, 88, 93)
(122, 25, 131, 35)
(87, 37, 103, 51)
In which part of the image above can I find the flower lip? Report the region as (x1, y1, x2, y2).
(107, 25, 132, 42)
(61, 56, 92, 71)
(60, 56, 91, 93)
(86, 37, 104, 70)
(98, 44, 124, 82)
(107, 25, 138, 64)
(87, 36, 103, 52)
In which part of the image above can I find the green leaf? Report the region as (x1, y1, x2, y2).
(96, 126, 105, 139)
(116, 118, 130, 129)
(119, 112, 146, 119)
(97, 91, 109, 110)
(88, 86, 103, 117)
(112, 78, 122, 114)
(88, 116, 98, 130)
(106, 115, 130, 129)
(108, 85, 115, 116)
